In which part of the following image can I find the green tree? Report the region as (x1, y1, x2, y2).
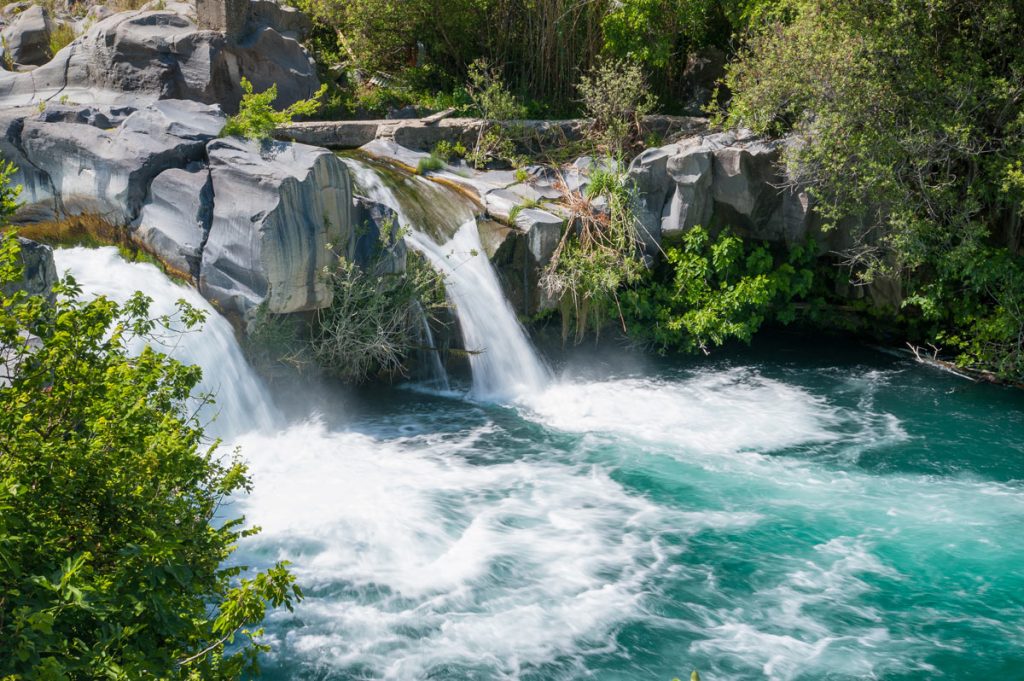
(577, 58, 658, 155)
(722, 0, 1024, 378)
(0, 168, 301, 678)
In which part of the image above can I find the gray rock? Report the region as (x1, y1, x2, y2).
(513, 207, 563, 268)
(711, 140, 781, 224)
(133, 162, 213, 278)
(0, 6, 318, 113)
(16, 99, 225, 223)
(0, 107, 59, 221)
(351, 195, 406, 276)
(3, 237, 57, 300)
(250, 0, 313, 40)
(1, 3, 31, 21)
(84, 5, 113, 23)
(483, 188, 532, 222)
(662, 141, 713, 236)
(199, 137, 353, 318)
(1, 4, 51, 67)
(631, 131, 822, 246)
(628, 146, 672, 248)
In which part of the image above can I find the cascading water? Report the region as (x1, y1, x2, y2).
(412, 301, 450, 391)
(46, 171, 1024, 681)
(343, 156, 550, 400)
(52, 247, 278, 439)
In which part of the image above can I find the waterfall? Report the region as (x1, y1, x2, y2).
(342, 156, 550, 400)
(413, 301, 450, 391)
(52, 247, 279, 439)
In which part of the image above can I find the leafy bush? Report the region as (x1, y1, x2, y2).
(722, 0, 1024, 378)
(311, 254, 444, 384)
(0, 170, 301, 678)
(221, 77, 327, 141)
(465, 60, 529, 169)
(577, 59, 657, 155)
(621, 226, 815, 353)
(433, 139, 468, 162)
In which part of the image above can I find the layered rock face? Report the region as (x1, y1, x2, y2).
(629, 130, 821, 249)
(4, 99, 359, 322)
(0, 1, 318, 112)
(200, 137, 353, 316)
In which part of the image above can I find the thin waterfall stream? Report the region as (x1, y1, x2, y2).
(343, 156, 551, 400)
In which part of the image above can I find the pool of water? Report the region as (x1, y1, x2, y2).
(232, 337, 1024, 681)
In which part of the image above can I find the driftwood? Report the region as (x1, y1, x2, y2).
(903, 342, 1024, 388)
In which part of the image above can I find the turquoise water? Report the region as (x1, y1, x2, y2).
(235, 337, 1024, 681)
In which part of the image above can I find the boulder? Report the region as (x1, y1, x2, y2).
(663, 143, 714, 237)
(199, 137, 353, 318)
(628, 146, 672, 248)
(710, 139, 782, 227)
(133, 162, 213, 278)
(16, 99, 225, 223)
(513, 207, 563, 269)
(250, 0, 311, 38)
(3, 237, 57, 300)
(0, 6, 318, 112)
(631, 131, 824, 247)
(1, 4, 51, 67)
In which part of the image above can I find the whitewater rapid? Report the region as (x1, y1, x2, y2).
(53, 238, 1024, 680)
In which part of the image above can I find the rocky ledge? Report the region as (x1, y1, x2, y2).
(2, 98, 397, 324)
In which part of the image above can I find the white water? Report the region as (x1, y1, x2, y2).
(343, 157, 550, 400)
(52, 247, 278, 439)
(50, 246, 1024, 681)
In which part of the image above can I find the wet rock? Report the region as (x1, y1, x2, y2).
(133, 162, 213, 278)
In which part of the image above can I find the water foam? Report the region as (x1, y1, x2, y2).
(52, 247, 278, 438)
(233, 419, 755, 679)
(523, 368, 842, 455)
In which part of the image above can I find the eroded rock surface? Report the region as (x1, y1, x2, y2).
(199, 137, 353, 317)
(628, 131, 822, 248)
(0, 3, 318, 112)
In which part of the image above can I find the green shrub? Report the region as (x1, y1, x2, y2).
(312, 254, 444, 384)
(0, 166, 301, 678)
(221, 77, 327, 141)
(621, 226, 815, 353)
(577, 58, 657, 155)
(433, 139, 468, 162)
(465, 60, 529, 169)
(48, 23, 75, 58)
(722, 0, 1024, 378)
(541, 161, 645, 343)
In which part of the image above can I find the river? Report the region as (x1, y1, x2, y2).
(52, 188, 1024, 680)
